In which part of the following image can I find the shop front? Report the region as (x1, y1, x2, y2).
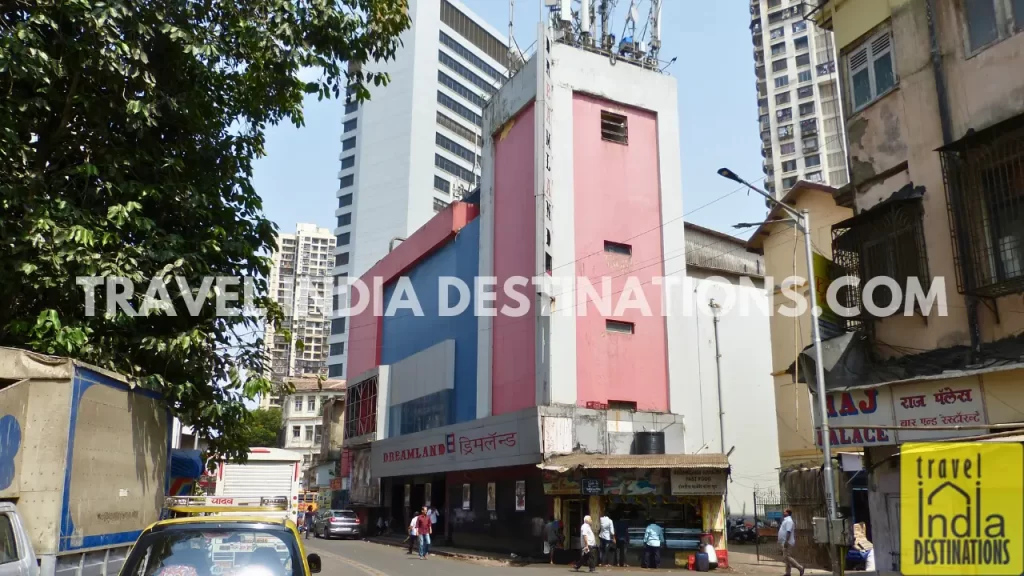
(539, 453, 730, 568)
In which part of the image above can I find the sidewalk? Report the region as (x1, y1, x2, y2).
(364, 534, 534, 566)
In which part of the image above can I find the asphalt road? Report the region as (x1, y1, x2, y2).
(301, 538, 808, 576)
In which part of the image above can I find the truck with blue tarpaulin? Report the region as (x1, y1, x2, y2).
(0, 347, 170, 576)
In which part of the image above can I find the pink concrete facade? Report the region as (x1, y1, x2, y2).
(490, 104, 537, 416)
(345, 202, 480, 379)
(572, 93, 669, 411)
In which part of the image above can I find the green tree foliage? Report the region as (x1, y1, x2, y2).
(0, 0, 409, 461)
(244, 407, 283, 448)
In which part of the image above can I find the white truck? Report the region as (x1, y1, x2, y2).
(209, 448, 303, 524)
(0, 347, 169, 576)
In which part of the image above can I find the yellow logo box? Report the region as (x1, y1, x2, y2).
(901, 442, 1023, 576)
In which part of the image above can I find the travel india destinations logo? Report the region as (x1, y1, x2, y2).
(900, 442, 1023, 575)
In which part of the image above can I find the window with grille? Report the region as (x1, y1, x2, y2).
(831, 194, 929, 326)
(344, 375, 379, 439)
(941, 116, 1024, 297)
(600, 111, 628, 144)
(847, 27, 896, 112)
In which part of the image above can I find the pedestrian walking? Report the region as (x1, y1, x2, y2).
(544, 516, 560, 564)
(428, 506, 439, 536)
(642, 518, 663, 569)
(415, 506, 433, 559)
(304, 506, 315, 540)
(573, 515, 597, 573)
(779, 509, 805, 576)
(613, 514, 631, 567)
(598, 513, 615, 566)
(406, 512, 419, 555)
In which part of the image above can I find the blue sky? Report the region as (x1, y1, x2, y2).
(252, 1, 768, 239)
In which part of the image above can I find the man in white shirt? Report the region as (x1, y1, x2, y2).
(778, 509, 805, 576)
(597, 514, 615, 566)
(573, 515, 598, 573)
(407, 513, 419, 555)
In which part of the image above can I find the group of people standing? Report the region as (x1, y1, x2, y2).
(557, 513, 666, 571)
(405, 506, 440, 559)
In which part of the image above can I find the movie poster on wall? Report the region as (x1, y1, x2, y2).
(425, 483, 432, 507)
(486, 482, 496, 511)
(515, 481, 526, 511)
(462, 484, 471, 510)
(404, 484, 410, 507)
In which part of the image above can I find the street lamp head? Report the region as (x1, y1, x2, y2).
(716, 167, 741, 183)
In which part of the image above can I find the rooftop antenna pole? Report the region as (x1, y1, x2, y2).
(599, 0, 609, 49)
(580, 0, 592, 46)
(649, 0, 662, 61)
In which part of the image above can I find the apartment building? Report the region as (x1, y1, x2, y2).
(811, 1, 1024, 572)
(750, 0, 849, 197)
(327, 0, 510, 379)
(265, 223, 335, 381)
(261, 377, 347, 481)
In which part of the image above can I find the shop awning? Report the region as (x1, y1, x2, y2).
(537, 453, 729, 473)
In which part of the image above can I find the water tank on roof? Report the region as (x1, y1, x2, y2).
(635, 431, 665, 455)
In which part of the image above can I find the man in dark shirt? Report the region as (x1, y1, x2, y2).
(415, 506, 433, 559)
(613, 516, 630, 566)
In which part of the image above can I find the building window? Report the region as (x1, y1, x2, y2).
(768, 0, 781, 8)
(438, 31, 504, 82)
(305, 426, 313, 441)
(336, 233, 350, 246)
(345, 101, 358, 114)
(433, 198, 450, 212)
(314, 425, 323, 444)
(343, 118, 357, 133)
(782, 159, 797, 173)
(940, 117, 1024, 297)
(775, 92, 791, 105)
(801, 118, 818, 135)
(606, 320, 634, 334)
(802, 137, 819, 153)
(292, 425, 301, 438)
(797, 85, 814, 99)
(770, 26, 785, 40)
(793, 21, 807, 33)
(437, 112, 482, 148)
(339, 174, 354, 188)
(330, 343, 345, 356)
(774, 76, 790, 88)
(797, 70, 813, 83)
(771, 42, 786, 56)
(342, 136, 356, 151)
(434, 175, 452, 195)
(437, 91, 481, 126)
(805, 154, 822, 167)
(782, 176, 798, 189)
(807, 171, 825, 182)
(772, 58, 788, 72)
(294, 398, 302, 411)
(600, 111, 628, 144)
(334, 252, 349, 267)
(794, 36, 809, 51)
(439, 1, 510, 71)
(331, 317, 346, 334)
(436, 132, 477, 164)
(340, 155, 355, 170)
(337, 213, 352, 227)
(780, 142, 796, 155)
(604, 241, 632, 256)
(848, 28, 896, 112)
(795, 53, 811, 67)
(832, 196, 929, 326)
(776, 107, 792, 122)
(799, 101, 815, 116)
(438, 71, 487, 109)
(435, 153, 476, 184)
(328, 364, 344, 377)
(307, 396, 316, 411)
(778, 125, 794, 140)
(438, 50, 496, 95)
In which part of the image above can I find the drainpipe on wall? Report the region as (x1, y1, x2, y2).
(709, 299, 726, 455)
(925, 0, 981, 355)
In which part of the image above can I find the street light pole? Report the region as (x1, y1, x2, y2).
(717, 169, 840, 575)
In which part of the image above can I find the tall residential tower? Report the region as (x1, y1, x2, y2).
(327, 0, 510, 378)
(750, 0, 848, 197)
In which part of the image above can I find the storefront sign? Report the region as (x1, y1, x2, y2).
(329, 478, 342, 490)
(670, 471, 727, 496)
(581, 478, 602, 496)
(543, 470, 581, 495)
(605, 469, 666, 495)
(371, 412, 541, 477)
(815, 387, 897, 448)
(892, 380, 987, 442)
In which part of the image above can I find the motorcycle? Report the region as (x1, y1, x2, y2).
(727, 519, 757, 544)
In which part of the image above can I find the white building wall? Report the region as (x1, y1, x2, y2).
(680, 270, 781, 518)
(280, 388, 347, 478)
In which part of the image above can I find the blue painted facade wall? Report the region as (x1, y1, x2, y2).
(381, 219, 480, 436)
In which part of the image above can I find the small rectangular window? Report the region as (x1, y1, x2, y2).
(604, 241, 632, 256)
(600, 111, 628, 144)
(771, 42, 786, 56)
(780, 142, 796, 155)
(339, 174, 354, 188)
(799, 102, 815, 116)
(793, 36, 809, 51)
(334, 252, 349, 267)
(294, 398, 302, 411)
(805, 154, 822, 168)
(848, 29, 895, 111)
(782, 159, 798, 173)
(797, 70, 813, 83)
(330, 343, 345, 356)
(340, 155, 355, 170)
(792, 21, 807, 33)
(782, 176, 798, 189)
(434, 175, 451, 195)
(775, 76, 790, 88)
(772, 58, 788, 72)
(337, 213, 352, 227)
(797, 86, 814, 99)
(795, 53, 811, 67)
(336, 233, 350, 246)
(433, 198, 450, 212)
(606, 320, 635, 334)
(345, 101, 358, 114)
(331, 318, 347, 334)
(338, 193, 353, 208)
(328, 364, 344, 377)
(292, 425, 301, 438)
(305, 426, 314, 441)
(342, 137, 356, 151)
(966, 0, 1000, 52)
(344, 118, 357, 133)
(545, 252, 553, 274)
(608, 400, 637, 411)
(775, 92, 790, 105)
